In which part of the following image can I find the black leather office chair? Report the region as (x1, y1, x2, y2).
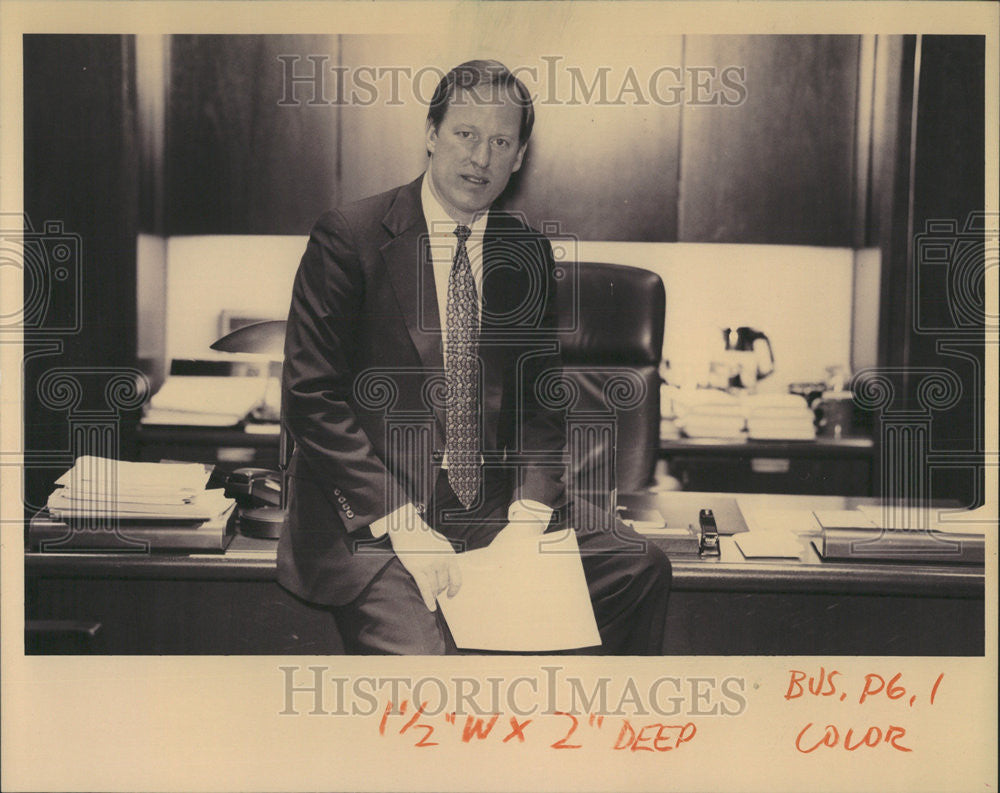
(548, 261, 666, 497)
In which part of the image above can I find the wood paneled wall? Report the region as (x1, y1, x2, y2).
(678, 36, 861, 245)
(166, 35, 340, 235)
(156, 34, 866, 245)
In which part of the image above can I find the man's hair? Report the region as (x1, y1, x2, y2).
(427, 59, 535, 145)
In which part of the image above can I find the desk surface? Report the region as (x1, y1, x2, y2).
(27, 491, 983, 599)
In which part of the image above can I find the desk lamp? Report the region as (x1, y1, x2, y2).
(211, 320, 289, 538)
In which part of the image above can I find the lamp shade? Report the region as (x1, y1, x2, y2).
(210, 320, 287, 357)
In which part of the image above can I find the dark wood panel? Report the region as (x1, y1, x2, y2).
(166, 35, 340, 234)
(338, 36, 683, 241)
(679, 35, 861, 245)
(869, 36, 985, 507)
(337, 36, 430, 204)
(504, 39, 684, 241)
(22, 35, 141, 513)
(905, 36, 985, 506)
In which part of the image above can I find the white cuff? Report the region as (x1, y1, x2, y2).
(507, 498, 553, 534)
(370, 502, 422, 538)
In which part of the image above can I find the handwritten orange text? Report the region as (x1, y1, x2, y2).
(784, 669, 944, 754)
(377, 700, 699, 752)
(795, 723, 911, 753)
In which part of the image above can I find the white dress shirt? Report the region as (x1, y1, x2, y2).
(420, 174, 488, 342)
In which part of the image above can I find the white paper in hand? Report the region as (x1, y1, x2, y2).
(437, 528, 600, 652)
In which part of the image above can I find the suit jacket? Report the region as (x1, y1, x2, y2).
(278, 175, 566, 605)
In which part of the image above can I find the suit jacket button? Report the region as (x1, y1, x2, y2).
(333, 488, 342, 496)
(337, 495, 346, 503)
(346, 510, 355, 519)
(414, 502, 426, 515)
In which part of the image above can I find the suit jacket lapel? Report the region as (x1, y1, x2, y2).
(380, 177, 447, 436)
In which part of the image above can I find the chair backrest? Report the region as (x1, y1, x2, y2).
(552, 261, 665, 495)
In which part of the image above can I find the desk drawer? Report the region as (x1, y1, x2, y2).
(668, 454, 871, 496)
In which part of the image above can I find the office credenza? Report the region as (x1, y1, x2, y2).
(137, 423, 877, 496)
(659, 421, 875, 496)
(136, 424, 281, 471)
(25, 492, 984, 656)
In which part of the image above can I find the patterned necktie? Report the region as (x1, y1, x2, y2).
(445, 225, 481, 508)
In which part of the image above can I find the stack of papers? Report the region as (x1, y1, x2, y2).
(672, 389, 746, 438)
(46, 456, 232, 521)
(744, 393, 816, 440)
(142, 376, 267, 426)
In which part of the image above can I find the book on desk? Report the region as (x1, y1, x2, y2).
(813, 507, 985, 565)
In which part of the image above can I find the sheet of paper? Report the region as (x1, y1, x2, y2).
(738, 505, 822, 534)
(735, 532, 804, 559)
(437, 528, 601, 652)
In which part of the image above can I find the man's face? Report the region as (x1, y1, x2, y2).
(425, 84, 527, 223)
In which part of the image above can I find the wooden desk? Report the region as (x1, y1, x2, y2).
(25, 492, 983, 655)
(628, 492, 983, 655)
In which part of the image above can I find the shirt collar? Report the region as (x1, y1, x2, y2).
(421, 172, 489, 242)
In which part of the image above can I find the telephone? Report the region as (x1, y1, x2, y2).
(224, 467, 282, 509)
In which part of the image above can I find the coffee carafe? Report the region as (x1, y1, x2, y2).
(712, 327, 775, 390)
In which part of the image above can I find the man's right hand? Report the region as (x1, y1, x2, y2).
(386, 513, 462, 611)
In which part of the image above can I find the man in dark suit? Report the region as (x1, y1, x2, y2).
(279, 59, 670, 654)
